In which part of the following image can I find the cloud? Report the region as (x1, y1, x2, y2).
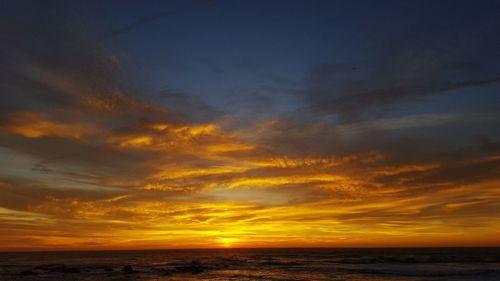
(98, 0, 216, 40)
(0, 112, 97, 139)
(315, 77, 500, 121)
(296, 23, 500, 122)
(158, 92, 222, 123)
(0, 0, 500, 249)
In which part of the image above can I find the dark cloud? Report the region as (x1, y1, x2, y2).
(99, 0, 216, 40)
(477, 135, 500, 153)
(0, 177, 124, 212)
(301, 55, 500, 122)
(0, 0, 195, 205)
(198, 58, 225, 74)
(293, 12, 500, 122)
(379, 156, 500, 189)
(158, 91, 222, 123)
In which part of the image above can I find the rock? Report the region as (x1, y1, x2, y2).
(17, 270, 37, 276)
(34, 264, 66, 271)
(104, 267, 113, 272)
(61, 267, 80, 273)
(175, 260, 205, 274)
(158, 268, 175, 276)
(34, 264, 79, 273)
(121, 265, 138, 274)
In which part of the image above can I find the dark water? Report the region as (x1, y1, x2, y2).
(0, 248, 499, 280)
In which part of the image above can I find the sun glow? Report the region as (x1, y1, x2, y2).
(217, 237, 240, 248)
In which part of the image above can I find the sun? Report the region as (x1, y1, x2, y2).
(217, 237, 239, 248)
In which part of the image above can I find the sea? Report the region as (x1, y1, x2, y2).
(0, 248, 499, 280)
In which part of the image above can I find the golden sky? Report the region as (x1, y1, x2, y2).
(1, 95, 499, 250)
(1, 0, 500, 251)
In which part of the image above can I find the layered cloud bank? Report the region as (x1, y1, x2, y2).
(0, 1, 499, 250)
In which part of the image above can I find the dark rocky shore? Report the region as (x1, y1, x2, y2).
(11, 260, 220, 279)
(2, 248, 499, 281)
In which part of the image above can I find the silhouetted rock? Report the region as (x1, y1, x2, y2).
(34, 264, 80, 274)
(17, 270, 37, 276)
(61, 267, 80, 273)
(104, 267, 113, 272)
(159, 268, 175, 276)
(121, 265, 138, 274)
(175, 260, 205, 274)
(34, 264, 66, 271)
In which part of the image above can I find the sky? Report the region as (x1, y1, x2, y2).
(0, 0, 500, 250)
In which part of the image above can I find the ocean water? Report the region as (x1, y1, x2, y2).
(0, 248, 499, 280)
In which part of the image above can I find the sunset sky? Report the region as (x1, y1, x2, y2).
(1, 0, 500, 251)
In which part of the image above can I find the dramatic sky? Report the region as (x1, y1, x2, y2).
(1, 0, 500, 250)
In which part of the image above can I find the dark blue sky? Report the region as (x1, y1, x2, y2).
(2, 0, 500, 144)
(53, 0, 499, 120)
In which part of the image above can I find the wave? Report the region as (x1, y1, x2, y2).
(1, 248, 500, 280)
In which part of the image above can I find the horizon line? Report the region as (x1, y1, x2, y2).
(2, 245, 500, 254)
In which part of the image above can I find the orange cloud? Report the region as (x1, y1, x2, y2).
(109, 122, 254, 157)
(0, 112, 96, 139)
(1, 88, 499, 251)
